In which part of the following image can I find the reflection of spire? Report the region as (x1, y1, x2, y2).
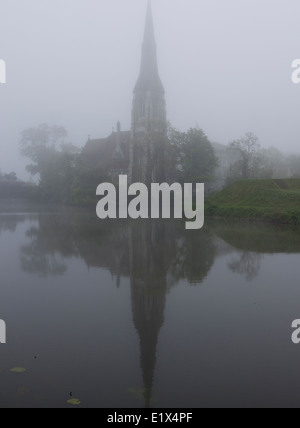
(129, 221, 167, 408)
(131, 277, 166, 407)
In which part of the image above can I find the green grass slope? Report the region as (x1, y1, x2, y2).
(206, 179, 300, 224)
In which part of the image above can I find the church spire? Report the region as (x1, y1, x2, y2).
(143, 0, 155, 45)
(130, 0, 167, 185)
(134, 0, 165, 94)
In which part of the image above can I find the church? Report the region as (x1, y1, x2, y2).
(82, 1, 167, 187)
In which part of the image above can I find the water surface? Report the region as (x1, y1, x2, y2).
(0, 210, 300, 408)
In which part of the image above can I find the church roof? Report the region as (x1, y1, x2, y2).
(82, 130, 130, 170)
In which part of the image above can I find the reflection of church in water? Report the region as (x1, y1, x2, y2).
(74, 218, 215, 408)
(129, 222, 170, 408)
(78, 220, 181, 408)
(19, 209, 220, 407)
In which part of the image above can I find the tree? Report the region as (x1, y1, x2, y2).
(226, 132, 261, 183)
(3, 172, 18, 182)
(166, 127, 218, 184)
(165, 126, 184, 183)
(258, 147, 287, 179)
(287, 154, 300, 178)
(0, 170, 18, 182)
(20, 124, 68, 173)
(19, 124, 79, 202)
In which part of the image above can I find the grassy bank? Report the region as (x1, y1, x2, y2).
(206, 179, 300, 225)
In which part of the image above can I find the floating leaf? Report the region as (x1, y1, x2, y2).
(10, 367, 26, 373)
(128, 387, 146, 399)
(67, 398, 81, 406)
(17, 386, 29, 396)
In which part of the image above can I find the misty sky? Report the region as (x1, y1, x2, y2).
(0, 0, 300, 180)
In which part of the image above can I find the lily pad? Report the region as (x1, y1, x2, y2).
(128, 387, 146, 399)
(17, 386, 29, 396)
(67, 398, 81, 406)
(10, 367, 26, 373)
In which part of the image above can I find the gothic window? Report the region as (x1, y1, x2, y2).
(140, 102, 145, 118)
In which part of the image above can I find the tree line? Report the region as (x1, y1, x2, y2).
(18, 124, 219, 203)
(18, 123, 300, 204)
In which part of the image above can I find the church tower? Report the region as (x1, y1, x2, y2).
(129, 0, 167, 185)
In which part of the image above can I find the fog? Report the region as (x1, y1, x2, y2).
(0, 0, 300, 180)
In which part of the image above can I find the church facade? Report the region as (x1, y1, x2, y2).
(82, 1, 167, 186)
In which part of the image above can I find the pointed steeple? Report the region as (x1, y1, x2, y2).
(143, 0, 155, 46)
(130, 0, 167, 185)
(134, 0, 165, 94)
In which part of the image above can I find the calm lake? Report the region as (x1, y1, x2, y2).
(1, 206, 300, 408)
